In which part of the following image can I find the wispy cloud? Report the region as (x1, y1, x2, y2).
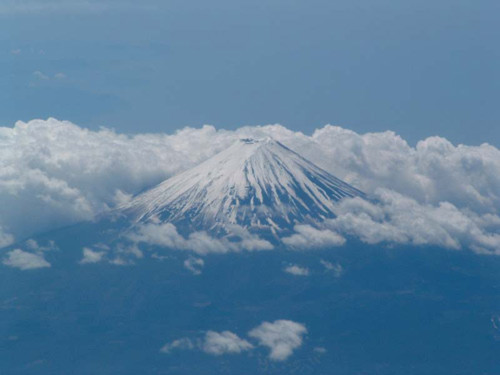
(33, 70, 49, 80)
(32, 71, 67, 81)
(184, 257, 204, 275)
(54, 72, 66, 80)
(160, 337, 194, 354)
(320, 260, 343, 277)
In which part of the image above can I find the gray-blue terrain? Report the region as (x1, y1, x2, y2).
(1, 139, 499, 374)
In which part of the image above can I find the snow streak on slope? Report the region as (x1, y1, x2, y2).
(122, 138, 365, 234)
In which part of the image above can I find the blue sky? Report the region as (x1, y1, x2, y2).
(2, 0, 499, 146)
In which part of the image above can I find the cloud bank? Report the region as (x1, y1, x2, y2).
(1, 118, 499, 254)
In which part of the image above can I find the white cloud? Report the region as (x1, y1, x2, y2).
(24, 239, 57, 252)
(160, 331, 252, 356)
(33, 71, 49, 80)
(0, 119, 230, 241)
(151, 253, 169, 261)
(2, 249, 50, 270)
(202, 331, 253, 355)
(282, 225, 345, 250)
(31, 71, 67, 84)
(1, 118, 499, 255)
(0, 227, 14, 248)
(314, 346, 327, 354)
(111, 257, 134, 266)
(160, 338, 195, 353)
(320, 260, 343, 277)
(248, 320, 307, 361)
(127, 220, 273, 254)
(80, 247, 105, 264)
(284, 264, 309, 276)
(160, 320, 306, 361)
(325, 189, 500, 254)
(184, 257, 204, 275)
(309, 126, 500, 215)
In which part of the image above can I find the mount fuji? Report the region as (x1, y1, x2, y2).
(2, 137, 500, 375)
(120, 137, 365, 237)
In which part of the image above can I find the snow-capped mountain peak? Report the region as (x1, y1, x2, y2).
(122, 137, 365, 234)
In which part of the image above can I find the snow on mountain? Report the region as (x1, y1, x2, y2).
(121, 137, 365, 235)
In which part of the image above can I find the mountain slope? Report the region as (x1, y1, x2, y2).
(121, 137, 365, 234)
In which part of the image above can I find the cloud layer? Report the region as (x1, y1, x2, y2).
(1, 118, 499, 254)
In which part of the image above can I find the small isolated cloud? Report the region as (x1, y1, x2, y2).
(320, 260, 343, 277)
(78, 243, 142, 266)
(248, 320, 307, 361)
(0, 227, 14, 248)
(184, 257, 204, 275)
(33, 70, 49, 80)
(24, 239, 57, 252)
(314, 346, 327, 354)
(3, 249, 50, 270)
(109, 257, 132, 266)
(80, 247, 105, 264)
(282, 225, 345, 250)
(151, 253, 169, 261)
(10, 49, 21, 55)
(202, 331, 253, 355)
(31, 71, 67, 82)
(160, 337, 195, 353)
(284, 264, 309, 276)
(116, 243, 143, 259)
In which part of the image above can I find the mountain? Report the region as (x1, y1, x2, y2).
(3, 141, 500, 375)
(121, 137, 365, 236)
